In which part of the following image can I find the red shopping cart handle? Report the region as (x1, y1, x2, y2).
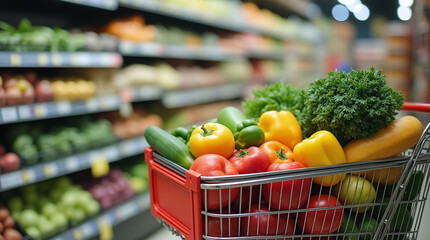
(403, 102, 430, 113)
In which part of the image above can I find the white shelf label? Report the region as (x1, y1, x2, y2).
(1, 107, 18, 123)
(34, 104, 48, 118)
(57, 101, 72, 115)
(21, 170, 36, 184)
(104, 146, 119, 161)
(65, 156, 80, 172)
(18, 105, 32, 120)
(44, 163, 59, 177)
(86, 98, 99, 112)
(1, 171, 23, 190)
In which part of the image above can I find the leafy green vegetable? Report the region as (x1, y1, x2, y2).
(242, 81, 306, 123)
(302, 68, 404, 145)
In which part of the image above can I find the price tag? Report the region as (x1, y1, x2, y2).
(1, 171, 23, 190)
(10, 54, 21, 66)
(57, 101, 72, 115)
(97, 218, 113, 240)
(73, 229, 83, 240)
(18, 105, 32, 120)
(44, 163, 58, 177)
(34, 104, 48, 118)
(65, 156, 80, 172)
(91, 156, 109, 178)
(21, 170, 36, 184)
(38, 53, 48, 66)
(1, 107, 18, 123)
(104, 146, 119, 161)
(51, 54, 62, 66)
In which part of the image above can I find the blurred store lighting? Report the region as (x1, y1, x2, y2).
(332, 4, 350, 21)
(353, 4, 370, 21)
(306, 3, 322, 19)
(397, 6, 412, 21)
(399, 0, 414, 7)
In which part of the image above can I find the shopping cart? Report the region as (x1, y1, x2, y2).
(144, 102, 430, 240)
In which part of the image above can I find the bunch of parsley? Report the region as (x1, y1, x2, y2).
(242, 81, 306, 125)
(302, 68, 404, 145)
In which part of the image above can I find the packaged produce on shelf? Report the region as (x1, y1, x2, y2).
(6, 116, 116, 166)
(144, 68, 426, 239)
(72, 168, 136, 209)
(100, 108, 163, 140)
(1, 176, 100, 240)
(104, 15, 156, 42)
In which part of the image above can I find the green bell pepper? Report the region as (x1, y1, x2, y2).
(234, 119, 265, 149)
(171, 127, 189, 143)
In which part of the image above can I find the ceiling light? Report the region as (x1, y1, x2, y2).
(399, 0, 414, 7)
(332, 4, 349, 21)
(338, 0, 356, 5)
(397, 6, 412, 21)
(353, 4, 370, 21)
(346, 0, 362, 12)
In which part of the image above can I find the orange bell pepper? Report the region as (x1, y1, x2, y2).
(293, 130, 346, 186)
(189, 123, 235, 158)
(259, 141, 294, 164)
(258, 111, 302, 151)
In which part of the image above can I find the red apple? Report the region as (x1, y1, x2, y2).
(22, 85, 35, 104)
(35, 80, 54, 102)
(4, 78, 17, 89)
(0, 153, 20, 172)
(5, 87, 22, 105)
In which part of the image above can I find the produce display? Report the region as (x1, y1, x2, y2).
(117, 156, 149, 193)
(0, 205, 24, 240)
(7, 116, 116, 166)
(73, 168, 136, 209)
(144, 68, 425, 239)
(1, 177, 100, 240)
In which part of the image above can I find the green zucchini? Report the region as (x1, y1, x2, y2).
(217, 106, 247, 134)
(144, 126, 194, 169)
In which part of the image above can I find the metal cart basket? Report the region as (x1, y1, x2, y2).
(144, 102, 430, 240)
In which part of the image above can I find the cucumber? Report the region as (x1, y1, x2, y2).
(217, 106, 247, 134)
(144, 126, 194, 169)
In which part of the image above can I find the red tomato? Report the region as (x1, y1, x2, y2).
(202, 209, 240, 237)
(241, 203, 295, 240)
(297, 194, 344, 234)
(229, 147, 271, 174)
(263, 161, 311, 210)
(190, 154, 239, 210)
(231, 187, 262, 212)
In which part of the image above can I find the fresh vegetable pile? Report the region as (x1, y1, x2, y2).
(144, 68, 425, 239)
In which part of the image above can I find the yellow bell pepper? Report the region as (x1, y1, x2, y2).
(258, 110, 302, 150)
(189, 122, 235, 158)
(293, 130, 346, 186)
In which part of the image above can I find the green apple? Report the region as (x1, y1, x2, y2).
(76, 191, 93, 209)
(61, 191, 79, 208)
(38, 215, 56, 235)
(41, 202, 57, 217)
(66, 208, 85, 224)
(333, 174, 376, 213)
(19, 209, 39, 228)
(49, 212, 68, 228)
(83, 200, 100, 216)
(26, 226, 42, 240)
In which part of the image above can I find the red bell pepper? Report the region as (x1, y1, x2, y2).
(229, 146, 271, 174)
(262, 161, 311, 210)
(190, 154, 239, 210)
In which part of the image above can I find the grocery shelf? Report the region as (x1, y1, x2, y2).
(0, 86, 162, 125)
(50, 192, 151, 240)
(119, 0, 244, 33)
(162, 82, 245, 108)
(58, 0, 119, 10)
(247, 49, 287, 60)
(0, 52, 123, 68)
(0, 136, 148, 192)
(119, 41, 246, 61)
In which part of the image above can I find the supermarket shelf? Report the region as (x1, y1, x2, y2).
(50, 192, 151, 240)
(118, 0, 292, 41)
(119, 41, 246, 61)
(162, 82, 245, 108)
(0, 136, 148, 192)
(247, 49, 286, 60)
(58, 0, 119, 10)
(0, 52, 123, 68)
(0, 86, 162, 125)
